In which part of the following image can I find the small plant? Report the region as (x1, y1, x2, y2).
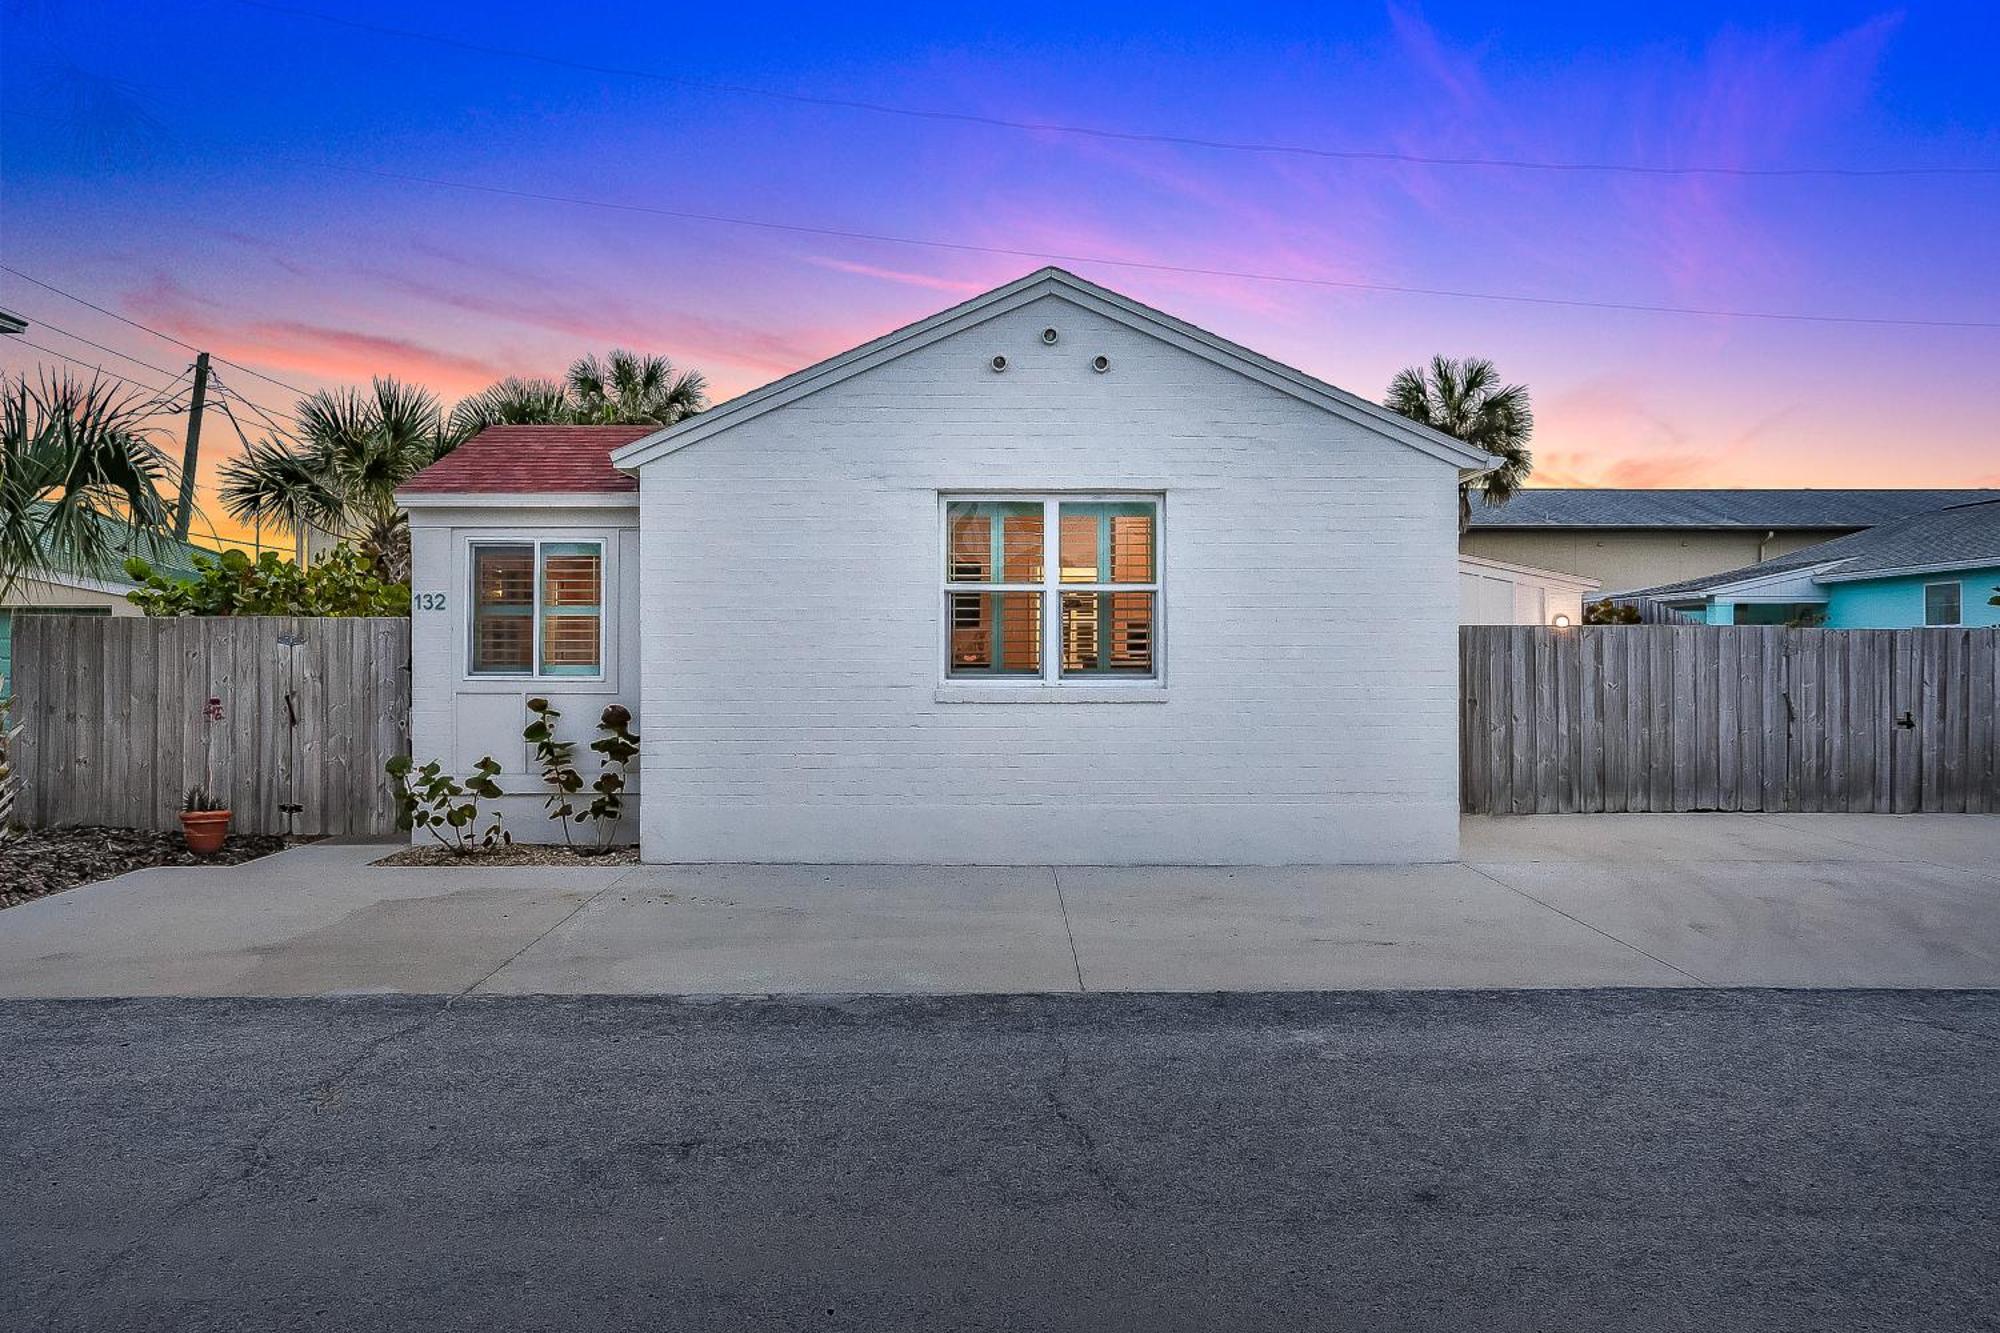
(520, 699, 640, 854)
(580, 703, 640, 854)
(385, 753, 509, 855)
(178, 782, 233, 855)
(523, 697, 584, 847)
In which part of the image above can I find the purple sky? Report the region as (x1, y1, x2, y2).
(5, 1, 1998, 539)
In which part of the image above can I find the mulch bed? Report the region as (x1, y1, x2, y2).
(0, 826, 296, 910)
(374, 843, 640, 867)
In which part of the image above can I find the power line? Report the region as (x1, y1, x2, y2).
(12, 312, 186, 380)
(231, 0, 2000, 182)
(207, 368, 303, 442)
(0, 264, 313, 396)
(1, 335, 182, 399)
(277, 159, 2000, 331)
(6, 113, 1996, 332)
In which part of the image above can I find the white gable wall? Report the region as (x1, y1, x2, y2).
(634, 293, 1462, 864)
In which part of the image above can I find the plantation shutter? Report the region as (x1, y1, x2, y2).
(471, 544, 534, 674)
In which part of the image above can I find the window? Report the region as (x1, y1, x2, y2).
(1924, 580, 1962, 627)
(470, 540, 604, 677)
(943, 496, 1159, 683)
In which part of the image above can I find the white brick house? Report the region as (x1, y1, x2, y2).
(399, 268, 1494, 864)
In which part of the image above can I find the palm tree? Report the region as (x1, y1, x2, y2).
(220, 378, 448, 578)
(1384, 355, 1534, 532)
(444, 375, 571, 443)
(447, 351, 708, 444)
(0, 372, 177, 600)
(565, 349, 706, 426)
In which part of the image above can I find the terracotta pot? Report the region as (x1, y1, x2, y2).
(180, 810, 232, 856)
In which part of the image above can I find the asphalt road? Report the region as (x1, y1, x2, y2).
(4, 991, 1996, 1332)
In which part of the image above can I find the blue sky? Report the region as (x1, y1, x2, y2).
(5, 0, 1998, 533)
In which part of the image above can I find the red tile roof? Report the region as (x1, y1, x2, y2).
(399, 425, 653, 494)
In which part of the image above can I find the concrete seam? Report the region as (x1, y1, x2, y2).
(1048, 866, 1087, 993)
(454, 882, 620, 999)
(1462, 861, 1713, 987)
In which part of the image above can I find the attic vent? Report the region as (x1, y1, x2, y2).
(990, 354, 1008, 372)
(1091, 354, 1111, 373)
(1041, 327, 1059, 344)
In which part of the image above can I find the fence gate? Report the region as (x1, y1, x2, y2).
(12, 615, 411, 836)
(1459, 625, 2000, 815)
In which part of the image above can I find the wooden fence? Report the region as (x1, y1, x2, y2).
(1461, 625, 2000, 814)
(13, 616, 410, 835)
(0, 675, 19, 835)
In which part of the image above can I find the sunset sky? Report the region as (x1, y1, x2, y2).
(4, 1, 1998, 546)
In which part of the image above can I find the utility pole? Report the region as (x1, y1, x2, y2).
(175, 351, 210, 540)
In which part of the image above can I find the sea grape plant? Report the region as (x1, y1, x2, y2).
(523, 697, 584, 847)
(385, 753, 509, 854)
(583, 704, 640, 853)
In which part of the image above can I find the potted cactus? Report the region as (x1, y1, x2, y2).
(180, 785, 232, 856)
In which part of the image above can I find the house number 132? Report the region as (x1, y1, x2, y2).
(415, 592, 447, 611)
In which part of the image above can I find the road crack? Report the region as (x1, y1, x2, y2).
(1038, 1007, 1134, 1211)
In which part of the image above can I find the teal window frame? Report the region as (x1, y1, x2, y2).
(467, 538, 606, 680)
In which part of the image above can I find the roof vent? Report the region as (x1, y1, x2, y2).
(1091, 354, 1111, 373)
(1041, 327, 1059, 344)
(990, 354, 1008, 372)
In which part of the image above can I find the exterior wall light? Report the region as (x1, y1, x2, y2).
(1551, 613, 1573, 628)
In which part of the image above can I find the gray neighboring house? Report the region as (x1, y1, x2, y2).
(1461, 489, 2000, 596)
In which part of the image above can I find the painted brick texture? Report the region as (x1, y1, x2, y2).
(635, 293, 1462, 864)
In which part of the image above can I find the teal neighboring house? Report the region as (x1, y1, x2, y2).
(1629, 498, 2000, 629)
(0, 514, 210, 688)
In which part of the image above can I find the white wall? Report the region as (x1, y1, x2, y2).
(634, 292, 1463, 865)
(406, 503, 643, 845)
(1457, 556, 1595, 626)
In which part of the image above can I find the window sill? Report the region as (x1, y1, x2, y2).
(935, 684, 1168, 704)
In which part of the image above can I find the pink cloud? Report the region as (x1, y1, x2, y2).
(801, 256, 988, 295)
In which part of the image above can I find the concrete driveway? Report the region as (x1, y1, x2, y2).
(0, 814, 1995, 996)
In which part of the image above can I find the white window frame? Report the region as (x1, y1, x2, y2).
(466, 536, 607, 681)
(1923, 579, 1962, 627)
(938, 493, 1164, 690)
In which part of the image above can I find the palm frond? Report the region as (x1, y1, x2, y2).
(1383, 355, 1536, 527)
(0, 371, 178, 598)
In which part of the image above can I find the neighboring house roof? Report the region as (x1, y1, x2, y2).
(610, 267, 1500, 474)
(7, 506, 210, 594)
(398, 425, 653, 497)
(1465, 488, 2000, 531)
(1626, 499, 2000, 601)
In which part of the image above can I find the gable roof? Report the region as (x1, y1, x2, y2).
(1466, 488, 1999, 531)
(1627, 499, 2000, 601)
(610, 267, 1497, 473)
(399, 425, 651, 496)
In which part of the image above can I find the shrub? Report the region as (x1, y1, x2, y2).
(385, 753, 508, 854)
(1583, 598, 1641, 625)
(583, 704, 640, 853)
(523, 697, 584, 847)
(125, 545, 410, 617)
(520, 699, 641, 854)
